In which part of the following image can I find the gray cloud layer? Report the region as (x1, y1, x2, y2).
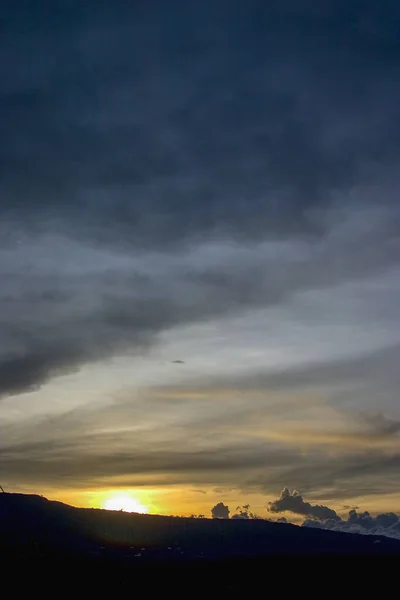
(1, 1, 400, 397)
(2, 382, 400, 500)
(1, 1, 400, 507)
(1, 204, 400, 398)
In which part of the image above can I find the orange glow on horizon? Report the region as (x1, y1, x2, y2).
(102, 493, 149, 513)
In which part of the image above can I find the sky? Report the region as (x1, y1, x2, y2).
(1, 0, 400, 521)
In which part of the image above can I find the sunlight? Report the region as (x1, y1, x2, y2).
(102, 493, 149, 513)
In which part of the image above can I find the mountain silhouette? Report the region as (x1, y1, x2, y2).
(1, 492, 398, 592)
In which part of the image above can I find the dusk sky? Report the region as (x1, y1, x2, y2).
(1, 1, 400, 521)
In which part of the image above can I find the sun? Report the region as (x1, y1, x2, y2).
(102, 493, 148, 514)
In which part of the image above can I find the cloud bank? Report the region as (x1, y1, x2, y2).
(268, 488, 400, 540)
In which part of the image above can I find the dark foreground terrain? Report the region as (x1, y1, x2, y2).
(1, 493, 399, 592)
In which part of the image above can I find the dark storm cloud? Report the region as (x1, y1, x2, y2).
(2, 0, 400, 245)
(1, 0, 400, 397)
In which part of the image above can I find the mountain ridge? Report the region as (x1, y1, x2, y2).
(1, 491, 399, 559)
